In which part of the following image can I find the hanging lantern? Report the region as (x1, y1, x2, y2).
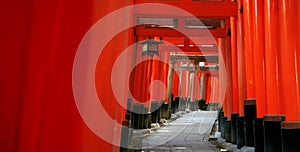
(140, 39, 162, 57)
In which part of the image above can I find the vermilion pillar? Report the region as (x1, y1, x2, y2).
(297, 0, 300, 116)
(198, 72, 204, 100)
(214, 77, 220, 104)
(189, 71, 195, 102)
(218, 20, 234, 120)
(213, 77, 219, 103)
(230, 17, 239, 114)
(218, 75, 222, 107)
(195, 72, 201, 100)
(205, 75, 212, 103)
(183, 69, 187, 99)
(208, 76, 214, 103)
(237, 0, 246, 116)
(209, 77, 216, 103)
(253, 0, 267, 118)
(252, 1, 268, 149)
(146, 59, 153, 104)
(149, 59, 156, 101)
(151, 51, 165, 102)
(264, 0, 282, 114)
(218, 38, 227, 117)
(278, 0, 300, 121)
(172, 70, 179, 98)
(163, 51, 170, 103)
(225, 36, 233, 120)
(186, 71, 191, 100)
(194, 72, 200, 101)
(243, 0, 255, 98)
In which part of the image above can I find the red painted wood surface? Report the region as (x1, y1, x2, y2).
(225, 35, 233, 120)
(243, 0, 256, 98)
(237, 0, 246, 116)
(230, 17, 239, 114)
(253, 0, 267, 118)
(264, 0, 282, 114)
(278, 0, 300, 121)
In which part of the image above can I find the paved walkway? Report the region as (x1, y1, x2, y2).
(141, 111, 220, 152)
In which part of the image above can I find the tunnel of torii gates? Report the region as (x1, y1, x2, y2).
(118, 0, 300, 125)
(111, 0, 300, 150)
(2, 0, 300, 152)
(39, 0, 300, 150)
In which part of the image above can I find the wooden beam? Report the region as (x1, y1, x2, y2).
(173, 65, 219, 72)
(170, 54, 218, 63)
(134, 1, 238, 18)
(160, 46, 218, 53)
(136, 26, 227, 38)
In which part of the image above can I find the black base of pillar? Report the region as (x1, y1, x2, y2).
(150, 101, 159, 123)
(199, 99, 207, 110)
(143, 112, 151, 129)
(237, 116, 245, 149)
(173, 97, 179, 113)
(281, 121, 300, 152)
(225, 120, 232, 143)
(221, 116, 227, 138)
(157, 101, 163, 122)
(141, 107, 150, 129)
(192, 102, 197, 111)
(120, 120, 130, 152)
(208, 103, 219, 111)
(126, 98, 132, 113)
(132, 103, 143, 129)
(264, 114, 285, 152)
(231, 113, 239, 144)
(194, 100, 199, 110)
(131, 104, 151, 129)
(244, 98, 256, 147)
(254, 118, 264, 152)
(178, 97, 187, 111)
(160, 102, 170, 119)
(218, 109, 224, 132)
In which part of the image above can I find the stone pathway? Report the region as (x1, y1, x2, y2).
(141, 111, 220, 152)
